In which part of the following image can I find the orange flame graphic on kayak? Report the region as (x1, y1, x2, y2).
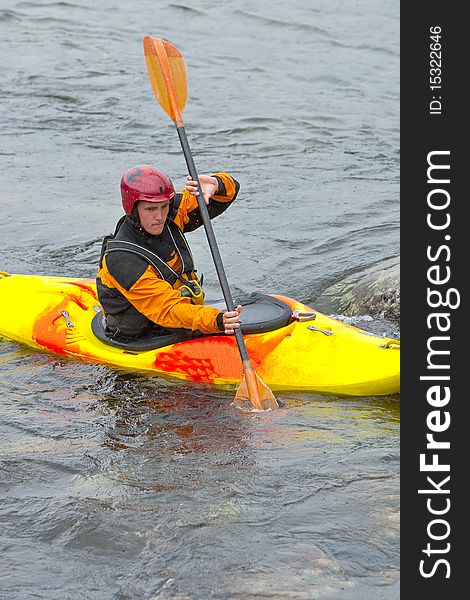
(154, 329, 286, 383)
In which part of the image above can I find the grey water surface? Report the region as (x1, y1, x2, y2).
(0, 1, 399, 598)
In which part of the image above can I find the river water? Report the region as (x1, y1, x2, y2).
(0, 1, 400, 598)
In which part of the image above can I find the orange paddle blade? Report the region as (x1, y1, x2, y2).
(143, 36, 187, 127)
(234, 360, 279, 411)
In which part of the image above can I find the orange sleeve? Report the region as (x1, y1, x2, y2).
(103, 259, 222, 334)
(173, 172, 239, 232)
(210, 171, 239, 203)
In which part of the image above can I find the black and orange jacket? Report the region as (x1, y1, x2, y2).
(96, 172, 239, 336)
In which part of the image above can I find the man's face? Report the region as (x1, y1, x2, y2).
(137, 200, 170, 235)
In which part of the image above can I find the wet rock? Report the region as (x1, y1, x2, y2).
(320, 258, 400, 322)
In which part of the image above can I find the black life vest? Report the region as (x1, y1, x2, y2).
(96, 213, 199, 338)
(107, 217, 195, 285)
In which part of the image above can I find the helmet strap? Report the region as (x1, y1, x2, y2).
(129, 205, 141, 226)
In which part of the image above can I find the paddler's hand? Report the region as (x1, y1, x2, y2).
(186, 175, 219, 205)
(222, 304, 242, 335)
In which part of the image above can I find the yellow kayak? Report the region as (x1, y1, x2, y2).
(0, 272, 400, 396)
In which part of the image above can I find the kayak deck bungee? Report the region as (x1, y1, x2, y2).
(0, 272, 400, 396)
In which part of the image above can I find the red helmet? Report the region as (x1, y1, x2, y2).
(120, 165, 175, 215)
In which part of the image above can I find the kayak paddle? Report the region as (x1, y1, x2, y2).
(143, 36, 279, 411)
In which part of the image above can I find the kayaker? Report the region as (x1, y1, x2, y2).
(96, 165, 242, 340)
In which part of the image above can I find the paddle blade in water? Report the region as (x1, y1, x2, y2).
(143, 36, 187, 125)
(234, 361, 279, 411)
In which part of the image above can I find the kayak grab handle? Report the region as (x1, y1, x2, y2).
(380, 339, 400, 349)
(60, 310, 75, 329)
(292, 310, 317, 322)
(307, 325, 333, 336)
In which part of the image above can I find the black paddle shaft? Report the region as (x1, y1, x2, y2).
(176, 126, 249, 362)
